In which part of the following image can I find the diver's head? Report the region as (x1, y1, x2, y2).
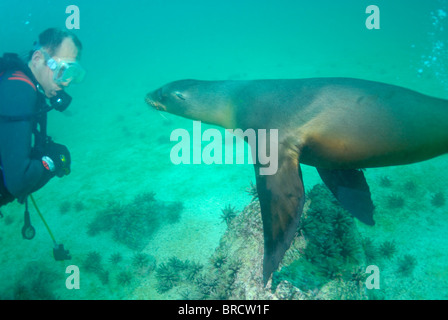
(28, 28, 85, 98)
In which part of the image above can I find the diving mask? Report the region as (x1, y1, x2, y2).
(41, 49, 86, 85)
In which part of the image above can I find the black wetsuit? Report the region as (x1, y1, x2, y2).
(0, 67, 51, 205)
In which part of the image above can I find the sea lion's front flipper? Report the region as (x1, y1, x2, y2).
(255, 144, 305, 285)
(316, 168, 375, 225)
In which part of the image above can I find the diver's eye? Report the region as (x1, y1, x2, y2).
(174, 91, 186, 100)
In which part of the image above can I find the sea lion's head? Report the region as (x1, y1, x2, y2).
(145, 80, 236, 128)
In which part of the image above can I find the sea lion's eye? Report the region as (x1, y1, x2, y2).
(174, 91, 186, 100)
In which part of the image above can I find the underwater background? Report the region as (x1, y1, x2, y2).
(0, 0, 447, 300)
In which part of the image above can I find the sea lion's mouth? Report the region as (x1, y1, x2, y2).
(145, 93, 166, 111)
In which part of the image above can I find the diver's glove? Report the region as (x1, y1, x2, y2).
(41, 141, 71, 178)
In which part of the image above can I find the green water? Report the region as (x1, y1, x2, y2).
(0, 0, 447, 300)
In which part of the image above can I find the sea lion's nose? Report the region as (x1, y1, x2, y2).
(145, 92, 154, 105)
(156, 88, 163, 100)
(145, 90, 167, 111)
(145, 87, 163, 103)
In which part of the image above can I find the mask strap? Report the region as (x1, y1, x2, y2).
(33, 41, 41, 52)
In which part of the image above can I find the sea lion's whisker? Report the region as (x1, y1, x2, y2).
(157, 110, 169, 121)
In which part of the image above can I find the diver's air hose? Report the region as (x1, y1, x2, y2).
(29, 194, 57, 246)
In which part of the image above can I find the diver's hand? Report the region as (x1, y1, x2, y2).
(41, 142, 71, 178)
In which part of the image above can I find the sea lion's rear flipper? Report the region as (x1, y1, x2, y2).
(316, 168, 375, 225)
(255, 146, 305, 286)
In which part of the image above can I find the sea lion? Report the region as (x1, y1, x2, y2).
(145, 77, 448, 285)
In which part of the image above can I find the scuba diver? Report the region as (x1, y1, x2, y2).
(0, 28, 85, 258)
